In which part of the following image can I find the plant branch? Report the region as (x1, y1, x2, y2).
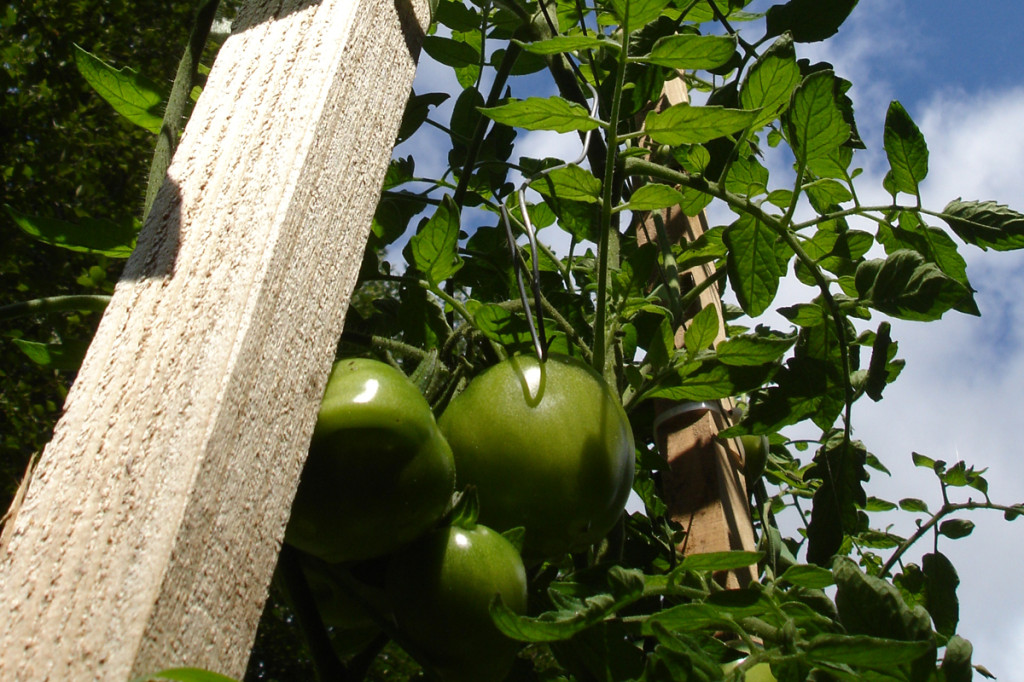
(144, 0, 220, 219)
(0, 295, 111, 321)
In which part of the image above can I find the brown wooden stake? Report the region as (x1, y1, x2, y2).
(638, 77, 757, 587)
(0, 0, 429, 678)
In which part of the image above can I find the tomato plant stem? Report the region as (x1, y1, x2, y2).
(594, 11, 630, 382)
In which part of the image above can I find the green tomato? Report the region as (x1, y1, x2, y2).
(739, 434, 769, 488)
(386, 523, 528, 682)
(438, 353, 635, 561)
(286, 358, 455, 563)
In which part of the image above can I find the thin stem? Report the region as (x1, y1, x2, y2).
(879, 501, 1019, 577)
(0, 295, 111, 321)
(593, 10, 630, 381)
(144, 0, 220, 220)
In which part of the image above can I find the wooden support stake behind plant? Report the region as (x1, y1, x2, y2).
(639, 77, 757, 587)
(0, 0, 429, 677)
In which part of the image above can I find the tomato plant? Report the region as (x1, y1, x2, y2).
(438, 353, 635, 562)
(385, 521, 528, 682)
(8, 0, 1024, 680)
(285, 358, 455, 563)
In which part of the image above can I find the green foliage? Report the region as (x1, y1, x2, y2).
(6, 0, 1024, 680)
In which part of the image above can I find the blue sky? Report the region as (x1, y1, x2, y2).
(403, 0, 1024, 675)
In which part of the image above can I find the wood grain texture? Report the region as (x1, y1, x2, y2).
(0, 0, 429, 678)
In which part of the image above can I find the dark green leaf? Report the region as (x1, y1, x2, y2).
(938, 519, 974, 540)
(530, 165, 602, 204)
(409, 195, 463, 286)
(717, 331, 797, 366)
(421, 35, 479, 68)
(5, 205, 137, 257)
(724, 214, 782, 317)
(833, 556, 934, 643)
(622, 184, 684, 211)
(807, 436, 868, 564)
(644, 104, 757, 145)
(480, 97, 602, 133)
(765, 0, 858, 42)
(12, 339, 90, 371)
(899, 498, 929, 514)
(883, 101, 929, 197)
(940, 636, 973, 682)
(516, 35, 614, 55)
(740, 33, 801, 128)
(779, 564, 835, 589)
(677, 550, 763, 573)
(647, 359, 776, 402)
(472, 303, 534, 347)
(865, 320, 892, 401)
(73, 44, 166, 133)
(684, 305, 720, 355)
(940, 199, 1024, 251)
(131, 668, 239, 682)
(397, 91, 449, 144)
(786, 70, 851, 163)
(923, 552, 959, 637)
(803, 634, 931, 667)
(855, 250, 975, 321)
(609, 0, 672, 30)
(642, 34, 737, 70)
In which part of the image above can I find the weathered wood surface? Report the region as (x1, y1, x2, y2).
(0, 0, 429, 678)
(640, 77, 757, 587)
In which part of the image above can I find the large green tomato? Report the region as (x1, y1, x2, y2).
(386, 523, 528, 682)
(438, 353, 635, 561)
(286, 358, 455, 563)
(739, 434, 769, 489)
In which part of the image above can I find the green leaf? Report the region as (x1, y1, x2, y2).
(641, 34, 737, 70)
(642, 604, 735, 635)
(621, 184, 684, 211)
(833, 556, 934, 644)
(922, 552, 959, 637)
(883, 101, 929, 197)
(765, 0, 859, 42)
(855, 250, 975, 321)
(716, 331, 796, 366)
(480, 97, 602, 133)
(530, 165, 602, 204)
(73, 44, 166, 133)
(609, 0, 672, 30)
(779, 564, 835, 589)
(12, 339, 90, 371)
(807, 436, 868, 565)
(786, 70, 851, 163)
(421, 35, 479, 67)
(644, 104, 757, 146)
(941, 636, 974, 682)
(648, 359, 775, 402)
(740, 34, 801, 128)
(517, 35, 616, 55)
(723, 214, 782, 317)
(409, 195, 463, 286)
(131, 668, 239, 682)
(803, 634, 932, 667)
(684, 305, 720, 355)
(938, 519, 974, 540)
(5, 205, 138, 257)
(472, 303, 534, 347)
(899, 498, 929, 513)
(940, 199, 1024, 251)
(677, 550, 763, 573)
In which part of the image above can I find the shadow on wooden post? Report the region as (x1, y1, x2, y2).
(0, 0, 430, 678)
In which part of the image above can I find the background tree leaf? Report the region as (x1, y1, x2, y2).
(73, 44, 166, 133)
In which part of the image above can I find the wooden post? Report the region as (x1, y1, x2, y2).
(0, 0, 429, 678)
(640, 78, 757, 587)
